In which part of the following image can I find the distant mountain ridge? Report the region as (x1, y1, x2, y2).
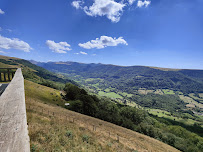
(31, 60, 203, 94)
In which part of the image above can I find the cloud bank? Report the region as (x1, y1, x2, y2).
(72, 0, 151, 22)
(79, 36, 128, 49)
(0, 35, 32, 52)
(46, 40, 71, 53)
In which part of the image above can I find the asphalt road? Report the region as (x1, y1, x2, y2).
(0, 83, 9, 96)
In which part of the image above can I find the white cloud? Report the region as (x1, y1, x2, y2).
(46, 40, 71, 53)
(74, 51, 88, 55)
(72, 0, 126, 23)
(128, 0, 136, 5)
(0, 35, 32, 52)
(80, 51, 87, 55)
(0, 9, 5, 14)
(0, 50, 6, 54)
(137, 0, 151, 8)
(78, 36, 128, 49)
(72, 0, 83, 9)
(83, 0, 125, 23)
(72, 0, 151, 22)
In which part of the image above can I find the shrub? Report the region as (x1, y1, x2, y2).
(107, 142, 112, 147)
(31, 144, 38, 152)
(66, 130, 73, 139)
(82, 134, 89, 143)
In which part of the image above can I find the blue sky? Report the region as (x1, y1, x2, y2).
(0, 0, 203, 69)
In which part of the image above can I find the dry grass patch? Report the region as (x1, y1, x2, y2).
(138, 89, 154, 95)
(179, 95, 203, 109)
(25, 80, 180, 152)
(154, 89, 163, 95)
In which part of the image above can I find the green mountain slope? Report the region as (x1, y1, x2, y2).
(0, 55, 76, 90)
(32, 61, 203, 113)
(33, 61, 203, 94)
(1, 55, 203, 152)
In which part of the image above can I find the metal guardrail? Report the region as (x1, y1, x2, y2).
(0, 68, 17, 82)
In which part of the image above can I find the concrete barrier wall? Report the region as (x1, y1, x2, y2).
(0, 68, 30, 152)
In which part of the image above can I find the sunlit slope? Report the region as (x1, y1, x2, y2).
(0, 55, 75, 90)
(25, 80, 180, 152)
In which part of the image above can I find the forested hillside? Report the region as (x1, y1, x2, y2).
(34, 61, 203, 94)
(33, 61, 203, 117)
(63, 83, 203, 152)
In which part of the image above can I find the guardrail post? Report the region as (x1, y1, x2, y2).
(0, 72, 2, 82)
(12, 72, 14, 78)
(7, 69, 11, 81)
(0, 68, 17, 82)
(117, 134, 119, 142)
(3, 72, 6, 82)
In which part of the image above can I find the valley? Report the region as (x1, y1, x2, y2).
(1, 55, 203, 152)
(2, 1, 203, 152)
(33, 61, 203, 127)
(25, 80, 180, 152)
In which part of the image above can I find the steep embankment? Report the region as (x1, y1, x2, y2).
(25, 80, 180, 152)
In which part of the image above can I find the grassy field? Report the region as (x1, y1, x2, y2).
(189, 93, 203, 104)
(179, 95, 203, 109)
(199, 93, 203, 98)
(104, 88, 111, 92)
(138, 89, 154, 95)
(98, 91, 123, 99)
(119, 92, 133, 98)
(25, 80, 180, 152)
(147, 109, 199, 126)
(162, 89, 175, 95)
(154, 89, 163, 95)
(25, 80, 65, 107)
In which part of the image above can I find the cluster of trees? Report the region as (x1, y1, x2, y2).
(64, 83, 203, 152)
(131, 94, 186, 112)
